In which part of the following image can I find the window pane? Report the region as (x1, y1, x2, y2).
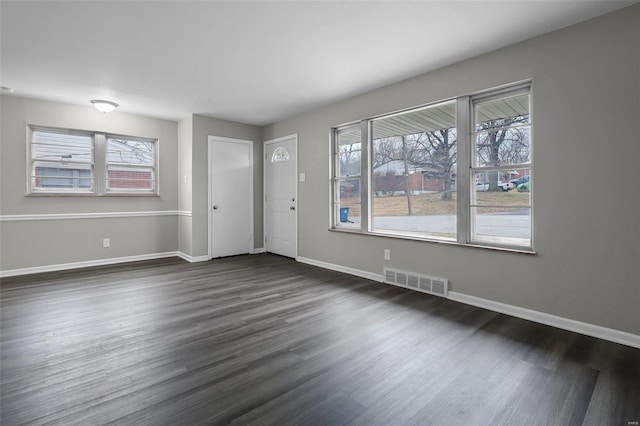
(337, 179, 361, 226)
(471, 169, 531, 246)
(371, 100, 457, 239)
(271, 146, 290, 162)
(472, 206, 531, 244)
(474, 93, 530, 167)
(33, 162, 93, 190)
(107, 137, 156, 193)
(107, 166, 155, 191)
(32, 131, 93, 163)
(337, 128, 361, 176)
(107, 138, 155, 166)
(338, 145, 361, 177)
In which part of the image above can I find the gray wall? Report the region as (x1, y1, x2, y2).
(0, 96, 179, 270)
(262, 6, 640, 334)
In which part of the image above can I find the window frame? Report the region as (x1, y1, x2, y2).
(330, 81, 533, 253)
(105, 134, 158, 195)
(28, 127, 96, 194)
(468, 86, 532, 249)
(331, 122, 364, 229)
(27, 125, 159, 196)
(369, 98, 459, 242)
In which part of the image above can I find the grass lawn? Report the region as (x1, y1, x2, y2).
(341, 190, 530, 217)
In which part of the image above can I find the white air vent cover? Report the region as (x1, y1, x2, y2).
(407, 274, 419, 288)
(419, 277, 431, 292)
(385, 269, 396, 283)
(383, 267, 448, 298)
(396, 272, 407, 286)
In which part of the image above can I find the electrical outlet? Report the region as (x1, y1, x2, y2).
(103, 238, 110, 248)
(384, 249, 390, 261)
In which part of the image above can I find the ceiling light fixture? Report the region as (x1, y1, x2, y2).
(90, 99, 118, 113)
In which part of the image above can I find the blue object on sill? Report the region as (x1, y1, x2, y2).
(340, 207, 349, 223)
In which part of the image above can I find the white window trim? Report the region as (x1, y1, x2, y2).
(331, 123, 363, 229)
(330, 81, 533, 253)
(105, 134, 158, 195)
(468, 85, 532, 250)
(27, 125, 159, 196)
(27, 126, 95, 194)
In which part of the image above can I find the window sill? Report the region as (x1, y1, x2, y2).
(328, 227, 536, 255)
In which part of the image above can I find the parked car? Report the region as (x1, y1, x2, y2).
(475, 181, 513, 192)
(499, 181, 515, 191)
(509, 175, 530, 187)
(517, 181, 530, 192)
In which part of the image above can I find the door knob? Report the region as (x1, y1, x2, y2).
(290, 206, 295, 210)
(213, 205, 219, 210)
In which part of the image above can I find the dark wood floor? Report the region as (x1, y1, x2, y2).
(1, 254, 638, 426)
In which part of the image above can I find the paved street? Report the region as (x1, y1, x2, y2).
(348, 211, 531, 239)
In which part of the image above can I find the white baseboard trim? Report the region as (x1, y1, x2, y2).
(176, 252, 209, 263)
(296, 256, 384, 283)
(293, 256, 640, 349)
(448, 292, 640, 349)
(250, 248, 266, 254)
(0, 252, 181, 278)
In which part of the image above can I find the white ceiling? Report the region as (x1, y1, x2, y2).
(1, 1, 635, 126)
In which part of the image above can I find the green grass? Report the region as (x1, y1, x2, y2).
(341, 191, 530, 217)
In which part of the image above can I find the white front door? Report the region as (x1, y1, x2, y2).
(264, 135, 297, 258)
(209, 136, 253, 258)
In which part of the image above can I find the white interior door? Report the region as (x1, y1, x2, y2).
(264, 135, 297, 258)
(209, 136, 253, 258)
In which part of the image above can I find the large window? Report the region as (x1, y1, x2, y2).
(28, 126, 158, 195)
(331, 82, 532, 251)
(371, 100, 457, 240)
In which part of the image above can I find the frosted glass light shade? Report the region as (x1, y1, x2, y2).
(90, 100, 118, 113)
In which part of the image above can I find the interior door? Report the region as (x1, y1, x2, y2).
(264, 135, 297, 258)
(209, 137, 253, 258)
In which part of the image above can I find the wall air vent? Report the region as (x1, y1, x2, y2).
(396, 272, 407, 286)
(385, 269, 396, 283)
(383, 267, 448, 298)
